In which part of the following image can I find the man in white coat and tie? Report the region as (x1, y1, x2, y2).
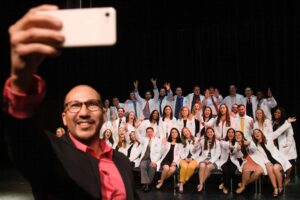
(134, 79, 159, 120)
(235, 104, 254, 141)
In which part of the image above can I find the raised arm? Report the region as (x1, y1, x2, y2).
(151, 78, 159, 101)
(133, 80, 144, 103)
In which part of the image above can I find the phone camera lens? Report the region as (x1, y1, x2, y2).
(105, 12, 110, 17)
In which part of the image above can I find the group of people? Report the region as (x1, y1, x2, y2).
(96, 79, 297, 197)
(2, 4, 298, 200)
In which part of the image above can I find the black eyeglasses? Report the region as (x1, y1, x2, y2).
(64, 99, 102, 113)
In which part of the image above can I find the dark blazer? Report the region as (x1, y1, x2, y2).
(3, 113, 140, 200)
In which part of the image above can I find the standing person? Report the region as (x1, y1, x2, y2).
(254, 88, 277, 120)
(199, 106, 214, 138)
(202, 86, 223, 117)
(234, 104, 254, 141)
(124, 91, 142, 120)
(254, 108, 273, 136)
(222, 85, 244, 112)
(134, 80, 159, 120)
(170, 86, 187, 119)
(103, 99, 112, 122)
(2, 5, 138, 199)
(230, 103, 239, 119)
(137, 110, 160, 137)
(177, 106, 200, 137)
(242, 87, 256, 119)
(185, 85, 205, 112)
(213, 104, 235, 139)
(156, 82, 173, 116)
(101, 129, 114, 148)
(110, 97, 125, 119)
(158, 105, 178, 139)
(272, 107, 297, 186)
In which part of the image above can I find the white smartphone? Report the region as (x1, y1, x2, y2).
(37, 7, 116, 47)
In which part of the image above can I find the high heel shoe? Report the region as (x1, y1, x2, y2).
(236, 185, 245, 194)
(278, 186, 283, 195)
(178, 183, 184, 193)
(197, 183, 204, 192)
(156, 181, 163, 189)
(273, 187, 279, 197)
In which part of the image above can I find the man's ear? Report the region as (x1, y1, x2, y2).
(62, 112, 67, 126)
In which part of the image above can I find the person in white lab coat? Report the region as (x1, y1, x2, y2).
(177, 127, 201, 193)
(101, 129, 114, 148)
(199, 106, 215, 138)
(254, 108, 273, 136)
(272, 107, 297, 186)
(254, 88, 277, 120)
(185, 85, 205, 111)
(222, 85, 244, 112)
(252, 126, 293, 197)
(156, 128, 182, 189)
(217, 128, 243, 194)
(139, 127, 163, 192)
(158, 105, 178, 139)
(133, 79, 159, 120)
(194, 127, 221, 192)
(127, 131, 142, 168)
(177, 106, 200, 137)
(137, 110, 160, 137)
(213, 103, 235, 139)
(235, 131, 265, 194)
(202, 86, 223, 117)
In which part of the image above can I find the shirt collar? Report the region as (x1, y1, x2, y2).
(68, 133, 113, 159)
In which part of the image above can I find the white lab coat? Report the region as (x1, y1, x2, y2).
(222, 93, 244, 112)
(156, 143, 181, 170)
(128, 142, 142, 167)
(253, 97, 277, 120)
(217, 141, 243, 172)
(158, 117, 178, 139)
(139, 137, 163, 171)
(177, 116, 200, 137)
(134, 88, 159, 119)
(185, 93, 205, 111)
(194, 139, 221, 164)
(178, 139, 201, 167)
(234, 115, 254, 141)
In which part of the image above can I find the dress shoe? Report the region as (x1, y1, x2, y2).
(143, 184, 151, 192)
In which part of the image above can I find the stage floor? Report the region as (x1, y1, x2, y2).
(1, 166, 299, 200)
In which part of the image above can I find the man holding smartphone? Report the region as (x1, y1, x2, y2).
(3, 4, 138, 200)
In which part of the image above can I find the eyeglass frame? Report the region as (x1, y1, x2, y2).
(64, 99, 102, 113)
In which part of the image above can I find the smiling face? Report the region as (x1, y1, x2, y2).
(206, 128, 215, 139)
(104, 129, 112, 139)
(253, 129, 262, 142)
(227, 128, 235, 141)
(235, 131, 243, 142)
(62, 85, 103, 144)
(171, 128, 179, 140)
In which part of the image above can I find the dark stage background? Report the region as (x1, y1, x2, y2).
(0, 0, 299, 164)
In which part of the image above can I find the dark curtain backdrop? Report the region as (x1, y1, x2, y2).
(1, 0, 299, 164)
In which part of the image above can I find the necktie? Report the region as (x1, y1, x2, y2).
(143, 101, 150, 119)
(133, 101, 137, 118)
(257, 100, 261, 109)
(175, 96, 182, 118)
(246, 97, 253, 118)
(159, 98, 163, 116)
(240, 117, 244, 133)
(211, 96, 219, 113)
(118, 118, 122, 128)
